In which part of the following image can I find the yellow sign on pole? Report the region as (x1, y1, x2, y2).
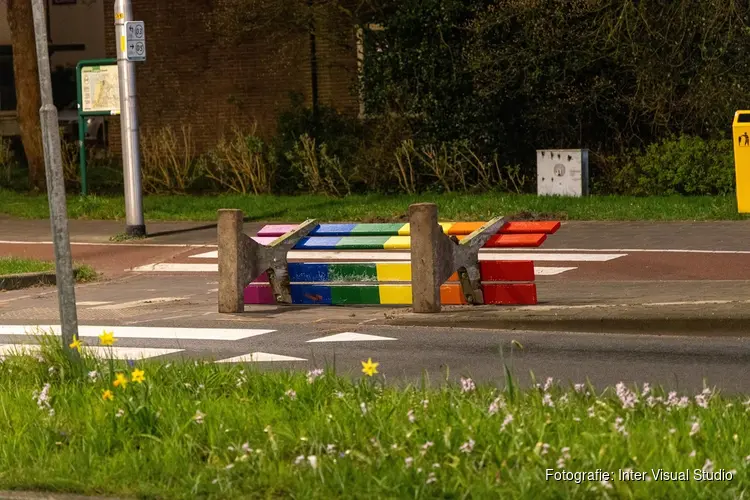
(732, 111, 750, 212)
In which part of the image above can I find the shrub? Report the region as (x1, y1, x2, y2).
(609, 136, 735, 196)
(285, 134, 351, 196)
(0, 137, 16, 188)
(203, 125, 275, 195)
(140, 125, 202, 194)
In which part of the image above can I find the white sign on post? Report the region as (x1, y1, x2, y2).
(124, 21, 146, 62)
(536, 149, 590, 197)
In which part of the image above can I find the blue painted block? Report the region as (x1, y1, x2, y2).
(289, 263, 329, 282)
(294, 236, 343, 249)
(311, 223, 357, 236)
(291, 285, 332, 305)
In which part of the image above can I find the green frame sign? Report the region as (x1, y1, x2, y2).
(75, 58, 119, 195)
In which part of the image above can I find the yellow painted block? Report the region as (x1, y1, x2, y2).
(384, 236, 410, 249)
(733, 111, 750, 213)
(376, 263, 411, 282)
(397, 222, 456, 236)
(378, 284, 413, 304)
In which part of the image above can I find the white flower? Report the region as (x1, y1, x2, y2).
(48, 366, 55, 375)
(285, 389, 297, 400)
(432, 463, 440, 468)
(501, 413, 513, 431)
(307, 455, 318, 469)
(689, 450, 696, 458)
(542, 393, 554, 408)
(573, 417, 581, 422)
(326, 444, 336, 454)
(538, 442, 550, 455)
(695, 394, 709, 409)
(360, 402, 367, 415)
(115, 408, 125, 418)
(488, 396, 505, 415)
(426, 472, 437, 484)
(669, 428, 676, 434)
(87, 370, 98, 381)
(614, 416, 628, 436)
(193, 410, 205, 424)
(543, 377, 554, 391)
(702, 459, 713, 473)
(559, 394, 569, 404)
(421, 441, 434, 455)
(587, 406, 595, 418)
(600, 479, 613, 490)
(642, 383, 651, 396)
(745, 455, 750, 463)
(225, 463, 234, 470)
(460, 377, 475, 393)
(459, 439, 475, 454)
(306, 368, 324, 383)
(421, 399, 429, 409)
(405, 457, 414, 468)
(557, 447, 571, 468)
(574, 383, 585, 393)
(335, 391, 344, 398)
(616, 382, 638, 409)
(294, 455, 305, 465)
(689, 420, 700, 437)
(242, 442, 252, 454)
(407, 409, 416, 423)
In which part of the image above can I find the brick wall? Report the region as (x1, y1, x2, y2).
(103, 1, 359, 154)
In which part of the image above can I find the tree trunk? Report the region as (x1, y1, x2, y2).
(8, 0, 46, 192)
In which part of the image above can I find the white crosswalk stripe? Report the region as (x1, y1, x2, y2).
(0, 344, 182, 360)
(0, 325, 276, 341)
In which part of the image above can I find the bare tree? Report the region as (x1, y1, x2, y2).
(7, 0, 46, 191)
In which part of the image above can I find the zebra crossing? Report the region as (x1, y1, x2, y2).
(129, 247, 629, 277)
(0, 324, 396, 363)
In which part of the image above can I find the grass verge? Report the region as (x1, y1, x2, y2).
(0, 331, 745, 499)
(0, 257, 98, 282)
(0, 189, 747, 221)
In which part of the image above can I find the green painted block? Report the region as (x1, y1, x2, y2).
(331, 285, 381, 305)
(349, 223, 406, 235)
(336, 236, 391, 249)
(329, 263, 378, 282)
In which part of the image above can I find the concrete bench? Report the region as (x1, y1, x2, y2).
(240, 220, 560, 306)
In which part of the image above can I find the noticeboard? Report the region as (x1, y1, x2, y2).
(78, 62, 120, 115)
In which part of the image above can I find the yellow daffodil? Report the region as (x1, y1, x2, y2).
(131, 368, 145, 383)
(99, 330, 116, 346)
(113, 373, 128, 389)
(69, 335, 83, 352)
(102, 390, 114, 401)
(361, 358, 379, 377)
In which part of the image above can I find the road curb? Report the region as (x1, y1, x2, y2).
(0, 271, 57, 291)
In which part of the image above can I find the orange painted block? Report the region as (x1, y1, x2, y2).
(483, 284, 537, 305)
(440, 284, 468, 305)
(447, 222, 485, 235)
(479, 261, 535, 282)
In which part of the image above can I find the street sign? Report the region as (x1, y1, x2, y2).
(124, 20, 146, 62)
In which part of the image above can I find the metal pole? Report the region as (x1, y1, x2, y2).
(114, 0, 145, 236)
(30, 0, 80, 360)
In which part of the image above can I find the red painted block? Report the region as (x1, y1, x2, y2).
(455, 233, 547, 247)
(480, 261, 535, 282)
(244, 285, 275, 304)
(483, 284, 537, 305)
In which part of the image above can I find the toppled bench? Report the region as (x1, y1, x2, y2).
(217, 204, 560, 313)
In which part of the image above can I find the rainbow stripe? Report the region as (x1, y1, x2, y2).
(258, 221, 561, 237)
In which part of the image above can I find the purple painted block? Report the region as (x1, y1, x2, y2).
(251, 236, 277, 245)
(244, 284, 275, 304)
(257, 224, 298, 237)
(252, 272, 269, 283)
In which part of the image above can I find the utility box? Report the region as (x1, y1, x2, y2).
(536, 149, 589, 197)
(732, 111, 750, 213)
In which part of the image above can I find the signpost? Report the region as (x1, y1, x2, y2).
(114, 0, 146, 237)
(75, 59, 119, 195)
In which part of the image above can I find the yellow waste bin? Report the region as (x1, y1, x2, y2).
(733, 110, 750, 212)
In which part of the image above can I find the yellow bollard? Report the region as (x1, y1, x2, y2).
(732, 110, 750, 213)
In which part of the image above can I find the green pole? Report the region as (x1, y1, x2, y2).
(75, 61, 87, 196)
(78, 114, 87, 196)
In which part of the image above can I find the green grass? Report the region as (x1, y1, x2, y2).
(0, 257, 98, 282)
(0, 332, 746, 499)
(1, 189, 747, 221)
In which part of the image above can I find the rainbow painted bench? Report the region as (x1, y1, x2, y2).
(241, 220, 560, 306)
